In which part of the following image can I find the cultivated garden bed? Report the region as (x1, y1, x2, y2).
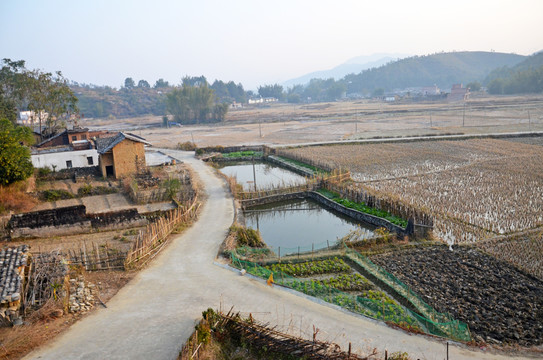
(371, 245, 543, 346)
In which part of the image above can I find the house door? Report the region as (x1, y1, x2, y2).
(105, 165, 114, 177)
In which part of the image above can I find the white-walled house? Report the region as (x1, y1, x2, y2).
(31, 144, 99, 171)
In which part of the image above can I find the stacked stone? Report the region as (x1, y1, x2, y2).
(69, 276, 96, 313)
(0, 245, 29, 324)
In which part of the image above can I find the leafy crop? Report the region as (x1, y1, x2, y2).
(317, 189, 407, 227)
(222, 151, 263, 158)
(265, 258, 350, 277)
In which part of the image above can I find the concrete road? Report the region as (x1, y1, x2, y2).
(25, 150, 529, 360)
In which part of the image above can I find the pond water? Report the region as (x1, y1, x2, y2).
(218, 161, 306, 190)
(244, 199, 375, 254)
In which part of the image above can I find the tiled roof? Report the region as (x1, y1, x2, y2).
(96, 132, 151, 154)
(0, 245, 28, 303)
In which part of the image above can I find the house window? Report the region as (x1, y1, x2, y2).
(66, 160, 73, 168)
(72, 135, 77, 141)
(81, 134, 87, 140)
(87, 157, 94, 165)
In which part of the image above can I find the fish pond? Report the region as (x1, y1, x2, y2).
(218, 161, 307, 191)
(244, 198, 375, 254)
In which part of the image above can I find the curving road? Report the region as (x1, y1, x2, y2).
(25, 150, 528, 360)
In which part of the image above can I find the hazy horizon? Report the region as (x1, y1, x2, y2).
(1, 0, 542, 90)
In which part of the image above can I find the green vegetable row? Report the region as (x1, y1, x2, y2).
(265, 257, 350, 277)
(317, 189, 408, 227)
(221, 150, 263, 158)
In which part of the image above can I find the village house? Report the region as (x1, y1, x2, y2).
(447, 84, 470, 102)
(96, 132, 151, 179)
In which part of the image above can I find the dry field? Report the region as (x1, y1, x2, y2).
(282, 138, 543, 244)
(477, 230, 543, 280)
(79, 95, 543, 148)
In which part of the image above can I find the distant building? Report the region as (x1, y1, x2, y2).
(96, 132, 151, 179)
(447, 84, 470, 102)
(421, 85, 440, 96)
(230, 101, 243, 109)
(17, 110, 48, 126)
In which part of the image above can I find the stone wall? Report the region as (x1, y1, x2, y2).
(306, 192, 408, 235)
(8, 206, 146, 239)
(266, 155, 314, 177)
(8, 206, 87, 229)
(242, 191, 414, 237)
(240, 192, 306, 208)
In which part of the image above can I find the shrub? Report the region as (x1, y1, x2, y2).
(230, 224, 265, 248)
(178, 141, 197, 151)
(40, 189, 74, 201)
(0, 182, 37, 214)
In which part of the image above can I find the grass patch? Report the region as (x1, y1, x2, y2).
(317, 189, 408, 227)
(39, 189, 75, 202)
(222, 150, 263, 158)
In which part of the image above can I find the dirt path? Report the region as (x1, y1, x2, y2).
(24, 150, 532, 360)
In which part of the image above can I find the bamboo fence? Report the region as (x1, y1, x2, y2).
(236, 171, 351, 200)
(180, 309, 376, 360)
(124, 197, 200, 269)
(65, 242, 127, 271)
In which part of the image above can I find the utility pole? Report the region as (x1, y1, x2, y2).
(251, 156, 257, 192)
(462, 102, 466, 127)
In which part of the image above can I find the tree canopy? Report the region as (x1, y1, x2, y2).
(165, 82, 227, 124)
(0, 118, 34, 185)
(0, 59, 78, 138)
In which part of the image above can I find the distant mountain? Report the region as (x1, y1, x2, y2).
(344, 51, 526, 94)
(282, 53, 410, 88)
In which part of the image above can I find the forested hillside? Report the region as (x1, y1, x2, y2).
(344, 51, 525, 94)
(484, 51, 543, 94)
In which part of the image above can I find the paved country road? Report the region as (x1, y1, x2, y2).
(25, 150, 530, 360)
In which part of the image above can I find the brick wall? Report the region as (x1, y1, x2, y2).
(111, 140, 146, 178)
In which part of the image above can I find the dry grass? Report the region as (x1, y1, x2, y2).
(0, 181, 38, 215)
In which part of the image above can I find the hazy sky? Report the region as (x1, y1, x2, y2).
(1, 0, 542, 90)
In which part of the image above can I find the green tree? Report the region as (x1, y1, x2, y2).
(137, 79, 150, 88)
(258, 84, 284, 100)
(0, 118, 34, 185)
(0, 59, 30, 124)
(124, 77, 135, 89)
(165, 83, 219, 124)
(154, 78, 170, 88)
(26, 70, 79, 139)
(466, 81, 481, 92)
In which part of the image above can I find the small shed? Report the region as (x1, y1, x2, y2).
(96, 132, 151, 179)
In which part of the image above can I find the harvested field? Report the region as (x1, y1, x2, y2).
(282, 138, 543, 242)
(477, 230, 543, 280)
(78, 95, 543, 148)
(371, 246, 543, 346)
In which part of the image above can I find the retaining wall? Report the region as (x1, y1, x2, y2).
(306, 192, 408, 235)
(241, 192, 306, 208)
(266, 155, 314, 177)
(8, 205, 146, 239)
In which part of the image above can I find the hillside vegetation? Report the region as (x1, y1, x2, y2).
(344, 51, 525, 93)
(485, 51, 543, 94)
